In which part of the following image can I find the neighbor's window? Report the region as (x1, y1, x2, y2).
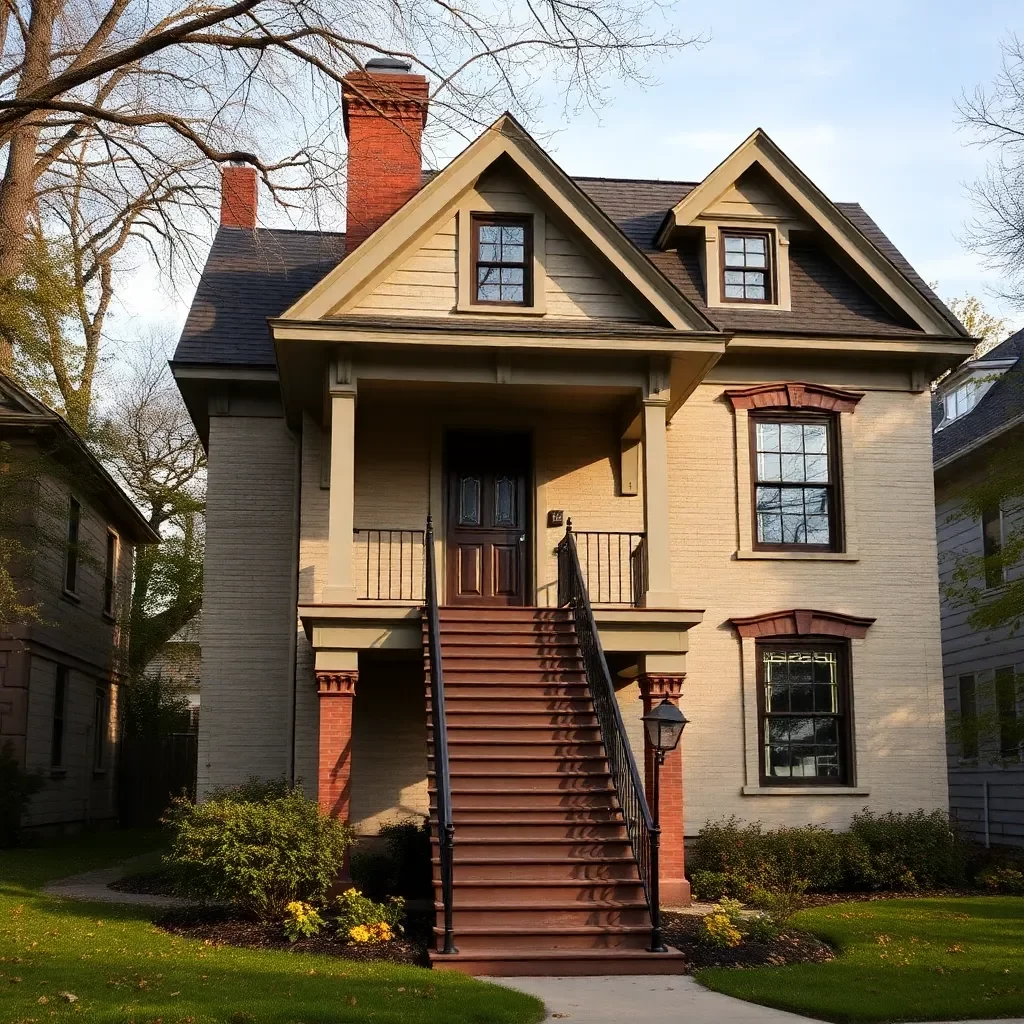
(721, 230, 772, 302)
(472, 215, 531, 305)
(958, 674, 978, 760)
(982, 505, 1004, 589)
(995, 666, 1021, 761)
(103, 531, 118, 617)
(93, 684, 108, 771)
(64, 496, 81, 594)
(51, 666, 68, 768)
(752, 416, 839, 550)
(943, 381, 977, 424)
(757, 643, 851, 785)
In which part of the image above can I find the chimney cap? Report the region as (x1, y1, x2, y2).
(364, 57, 413, 74)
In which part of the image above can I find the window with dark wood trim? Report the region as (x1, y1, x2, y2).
(982, 505, 1004, 589)
(472, 214, 532, 305)
(995, 666, 1021, 761)
(751, 414, 841, 551)
(51, 666, 67, 767)
(958, 674, 978, 759)
(756, 640, 852, 785)
(64, 496, 81, 594)
(103, 531, 118, 617)
(93, 684, 108, 770)
(721, 229, 773, 303)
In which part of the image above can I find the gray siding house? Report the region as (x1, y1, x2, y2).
(934, 330, 1024, 847)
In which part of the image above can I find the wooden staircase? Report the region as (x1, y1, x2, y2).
(424, 607, 686, 976)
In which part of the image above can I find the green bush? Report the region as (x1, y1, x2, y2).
(690, 870, 734, 903)
(0, 742, 43, 848)
(849, 809, 967, 890)
(748, 879, 809, 925)
(976, 865, 1024, 895)
(205, 775, 293, 804)
(744, 913, 782, 943)
(163, 790, 353, 920)
(350, 819, 432, 902)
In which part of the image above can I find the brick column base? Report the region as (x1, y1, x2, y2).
(317, 671, 358, 820)
(639, 673, 690, 907)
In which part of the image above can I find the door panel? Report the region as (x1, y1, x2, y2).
(446, 432, 530, 606)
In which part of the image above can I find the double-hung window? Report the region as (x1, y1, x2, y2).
(722, 230, 773, 303)
(752, 416, 839, 550)
(472, 215, 531, 305)
(995, 667, 1021, 761)
(982, 505, 1004, 589)
(958, 674, 979, 760)
(757, 642, 851, 785)
(51, 666, 68, 768)
(64, 496, 81, 594)
(104, 531, 118, 617)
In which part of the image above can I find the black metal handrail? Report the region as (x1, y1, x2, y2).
(575, 531, 647, 607)
(557, 520, 665, 952)
(354, 528, 425, 601)
(424, 515, 456, 954)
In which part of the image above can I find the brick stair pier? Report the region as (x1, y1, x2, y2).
(423, 607, 686, 976)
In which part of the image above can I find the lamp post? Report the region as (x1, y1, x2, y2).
(641, 698, 688, 952)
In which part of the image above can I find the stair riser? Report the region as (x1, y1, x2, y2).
(430, 955, 686, 977)
(445, 907, 651, 928)
(431, 657, 585, 672)
(443, 791, 619, 810)
(437, 862, 641, 881)
(439, 775, 612, 792)
(437, 742, 607, 758)
(449, 882, 647, 902)
(440, 710, 599, 726)
(437, 727, 604, 743)
(441, 808, 624, 824)
(448, 822, 628, 840)
(437, 931, 651, 952)
(433, 840, 633, 859)
(437, 643, 581, 656)
(435, 672, 588, 685)
(438, 609, 572, 622)
(434, 683, 590, 699)
(436, 758, 610, 775)
(432, 698, 593, 713)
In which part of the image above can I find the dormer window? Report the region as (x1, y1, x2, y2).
(943, 381, 977, 424)
(721, 230, 773, 303)
(473, 215, 532, 305)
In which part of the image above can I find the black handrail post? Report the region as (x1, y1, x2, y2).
(425, 514, 457, 955)
(648, 750, 666, 953)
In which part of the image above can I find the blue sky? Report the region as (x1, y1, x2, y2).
(123, 0, 1023, 339)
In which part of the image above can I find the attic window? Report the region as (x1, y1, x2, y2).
(943, 381, 977, 424)
(721, 230, 773, 303)
(472, 215, 531, 305)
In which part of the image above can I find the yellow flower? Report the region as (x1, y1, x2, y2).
(372, 923, 393, 942)
(348, 925, 371, 943)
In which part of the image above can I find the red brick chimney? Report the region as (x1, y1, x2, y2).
(341, 59, 428, 253)
(220, 165, 258, 229)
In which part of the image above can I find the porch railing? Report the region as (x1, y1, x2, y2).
(354, 528, 425, 601)
(557, 520, 665, 953)
(424, 515, 456, 954)
(574, 530, 647, 607)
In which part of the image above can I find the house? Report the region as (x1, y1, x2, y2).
(0, 373, 160, 833)
(147, 616, 201, 728)
(171, 59, 973, 974)
(933, 330, 1024, 848)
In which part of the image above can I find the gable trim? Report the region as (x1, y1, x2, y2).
(280, 114, 715, 332)
(657, 129, 964, 337)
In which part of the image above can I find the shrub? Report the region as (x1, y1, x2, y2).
(206, 775, 293, 804)
(0, 742, 43, 848)
(977, 866, 1024, 895)
(282, 901, 325, 942)
(690, 870, 733, 903)
(163, 790, 353, 920)
(748, 879, 809, 925)
(350, 819, 432, 902)
(697, 911, 742, 948)
(334, 887, 405, 943)
(743, 913, 782, 943)
(849, 809, 968, 890)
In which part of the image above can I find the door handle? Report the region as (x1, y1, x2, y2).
(519, 535, 526, 543)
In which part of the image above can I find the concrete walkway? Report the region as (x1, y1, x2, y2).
(484, 974, 1024, 1024)
(43, 857, 192, 909)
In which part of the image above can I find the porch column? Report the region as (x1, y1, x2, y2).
(325, 370, 357, 603)
(316, 667, 358, 819)
(641, 397, 677, 607)
(639, 668, 690, 906)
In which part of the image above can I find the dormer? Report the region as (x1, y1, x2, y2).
(934, 354, 1019, 431)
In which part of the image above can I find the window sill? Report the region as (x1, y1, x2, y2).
(61, 588, 81, 603)
(454, 301, 546, 317)
(735, 550, 859, 563)
(742, 785, 870, 797)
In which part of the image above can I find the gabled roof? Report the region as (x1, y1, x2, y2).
(933, 329, 1024, 468)
(279, 113, 715, 331)
(0, 373, 159, 543)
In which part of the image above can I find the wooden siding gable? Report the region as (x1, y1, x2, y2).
(278, 113, 714, 331)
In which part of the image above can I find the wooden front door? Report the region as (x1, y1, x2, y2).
(445, 432, 529, 606)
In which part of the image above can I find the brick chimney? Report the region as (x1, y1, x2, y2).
(341, 59, 428, 253)
(220, 165, 258, 229)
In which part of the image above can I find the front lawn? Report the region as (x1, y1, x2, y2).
(0, 831, 544, 1024)
(698, 896, 1024, 1023)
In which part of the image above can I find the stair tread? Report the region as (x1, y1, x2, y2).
(432, 925, 651, 936)
(449, 879, 644, 887)
(429, 947, 686, 962)
(433, 855, 636, 864)
(434, 901, 648, 911)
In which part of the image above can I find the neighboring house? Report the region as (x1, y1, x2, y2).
(0, 373, 160, 832)
(172, 61, 972, 973)
(933, 330, 1024, 848)
(147, 616, 201, 726)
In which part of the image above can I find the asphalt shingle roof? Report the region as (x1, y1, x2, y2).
(173, 176, 963, 368)
(932, 329, 1024, 466)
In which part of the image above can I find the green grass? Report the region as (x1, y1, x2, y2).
(0, 830, 544, 1024)
(698, 897, 1024, 1023)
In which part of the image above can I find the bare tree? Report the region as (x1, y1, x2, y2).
(959, 34, 1024, 310)
(0, 0, 701, 315)
(94, 338, 205, 674)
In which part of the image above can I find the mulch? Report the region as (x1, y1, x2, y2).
(155, 906, 433, 967)
(108, 870, 180, 897)
(661, 912, 834, 970)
